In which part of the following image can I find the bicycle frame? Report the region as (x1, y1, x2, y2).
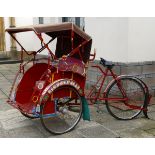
(86, 65, 127, 103)
(85, 64, 150, 112)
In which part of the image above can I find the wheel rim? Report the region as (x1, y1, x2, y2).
(40, 86, 82, 134)
(21, 111, 39, 119)
(106, 78, 145, 120)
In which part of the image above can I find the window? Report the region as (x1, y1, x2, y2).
(38, 17, 44, 24)
(62, 17, 85, 30)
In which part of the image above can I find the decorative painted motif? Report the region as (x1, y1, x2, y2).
(43, 94, 49, 102)
(47, 79, 81, 95)
(35, 81, 45, 90)
(32, 96, 38, 103)
(40, 79, 83, 105)
(53, 57, 86, 76)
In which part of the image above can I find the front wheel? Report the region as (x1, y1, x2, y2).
(21, 112, 39, 119)
(40, 85, 83, 135)
(105, 77, 145, 120)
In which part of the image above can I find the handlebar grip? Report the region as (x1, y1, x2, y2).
(89, 49, 96, 61)
(100, 58, 106, 66)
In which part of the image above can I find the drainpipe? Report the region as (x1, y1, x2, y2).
(9, 17, 17, 59)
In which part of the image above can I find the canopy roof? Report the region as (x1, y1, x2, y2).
(6, 23, 92, 63)
(6, 22, 91, 41)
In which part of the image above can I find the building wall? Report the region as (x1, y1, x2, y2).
(85, 17, 128, 62)
(4, 17, 34, 52)
(4, 17, 155, 62)
(85, 17, 155, 62)
(128, 18, 155, 62)
(4, 17, 59, 55)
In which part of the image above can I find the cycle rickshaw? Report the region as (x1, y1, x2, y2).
(6, 23, 151, 135)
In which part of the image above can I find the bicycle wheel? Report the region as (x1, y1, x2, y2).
(40, 85, 82, 135)
(105, 77, 145, 120)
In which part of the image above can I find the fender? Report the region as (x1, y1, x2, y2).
(105, 75, 148, 93)
(104, 75, 127, 93)
(39, 79, 84, 104)
(127, 75, 151, 118)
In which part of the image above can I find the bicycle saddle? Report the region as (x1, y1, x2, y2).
(100, 58, 115, 69)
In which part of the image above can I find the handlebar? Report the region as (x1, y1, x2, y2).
(89, 49, 96, 61)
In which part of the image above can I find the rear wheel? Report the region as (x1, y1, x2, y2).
(105, 77, 145, 120)
(40, 86, 82, 134)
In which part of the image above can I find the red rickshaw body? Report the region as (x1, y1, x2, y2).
(6, 23, 93, 116)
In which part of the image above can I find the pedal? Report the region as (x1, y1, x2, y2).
(95, 101, 105, 114)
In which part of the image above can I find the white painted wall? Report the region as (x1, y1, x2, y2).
(15, 17, 34, 51)
(85, 17, 155, 62)
(85, 17, 128, 62)
(4, 17, 155, 62)
(5, 17, 34, 52)
(5, 17, 57, 55)
(128, 18, 155, 62)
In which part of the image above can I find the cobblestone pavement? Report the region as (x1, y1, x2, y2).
(0, 63, 155, 138)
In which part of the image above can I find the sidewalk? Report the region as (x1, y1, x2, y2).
(0, 63, 155, 138)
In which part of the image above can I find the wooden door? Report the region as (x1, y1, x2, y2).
(0, 17, 5, 51)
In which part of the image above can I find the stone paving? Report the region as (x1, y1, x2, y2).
(0, 63, 155, 138)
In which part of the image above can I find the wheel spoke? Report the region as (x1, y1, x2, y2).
(40, 86, 82, 134)
(106, 77, 145, 120)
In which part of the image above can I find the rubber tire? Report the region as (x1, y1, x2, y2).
(40, 85, 83, 135)
(105, 76, 145, 120)
(21, 112, 39, 119)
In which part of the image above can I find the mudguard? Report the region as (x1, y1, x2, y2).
(128, 76, 151, 119)
(39, 79, 90, 120)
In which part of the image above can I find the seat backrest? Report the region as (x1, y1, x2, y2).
(16, 63, 48, 106)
